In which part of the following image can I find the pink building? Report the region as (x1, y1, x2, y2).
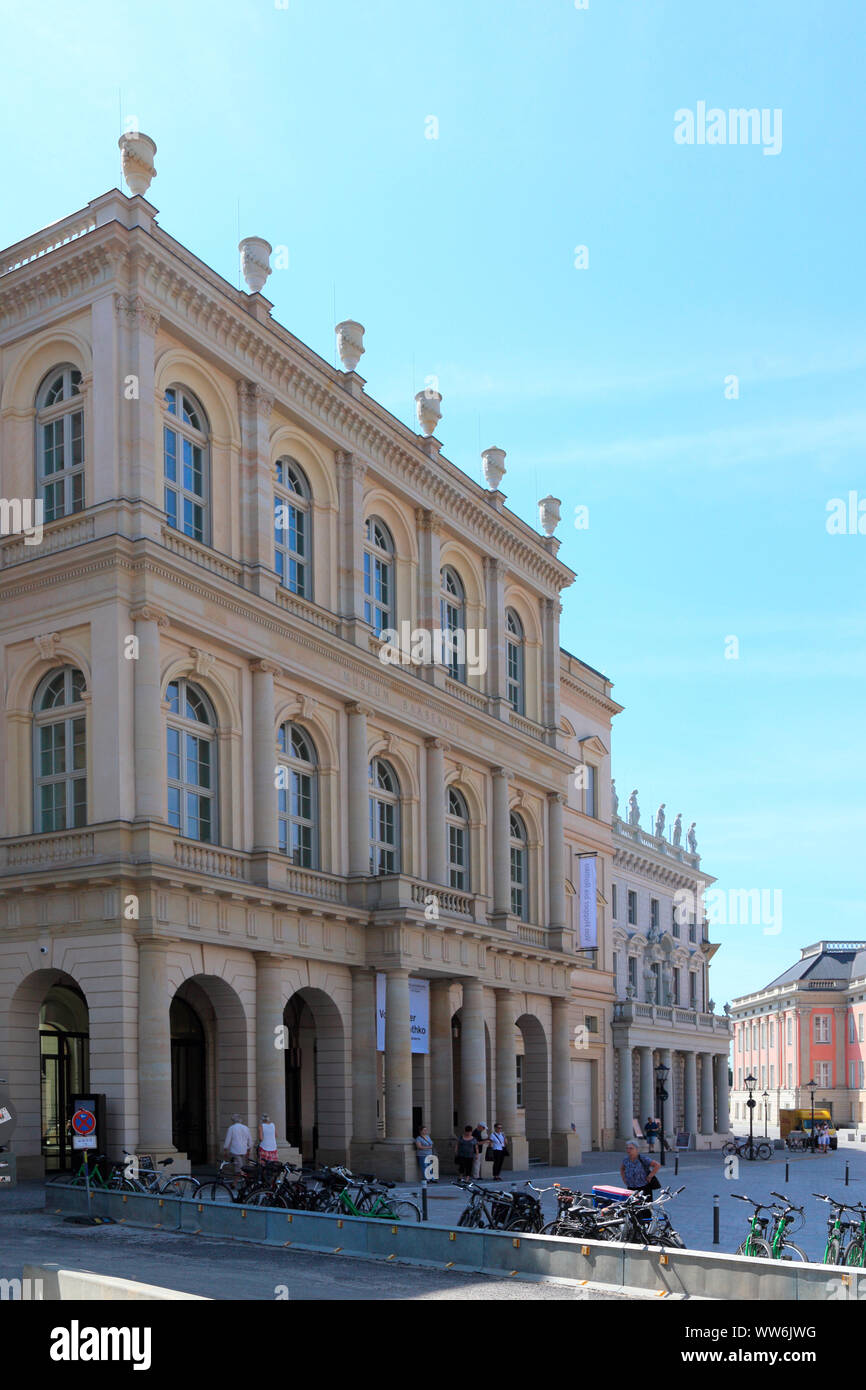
(730, 941, 866, 1138)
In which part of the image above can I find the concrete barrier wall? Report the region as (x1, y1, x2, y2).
(23, 1262, 207, 1301)
(44, 1184, 866, 1300)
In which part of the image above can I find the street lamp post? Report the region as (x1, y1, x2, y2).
(808, 1078, 816, 1153)
(655, 1061, 670, 1168)
(745, 1072, 757, 1159)
(762, 1090, 769, 1139)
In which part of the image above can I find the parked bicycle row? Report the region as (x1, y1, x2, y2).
(455, 1177, 687, 1248)
(733, 1189, 866, 1265)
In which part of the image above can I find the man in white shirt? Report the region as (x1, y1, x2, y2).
(223, 1113, 252, 1173)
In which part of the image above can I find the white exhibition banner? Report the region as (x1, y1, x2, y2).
(578, 855, 598, 949)
(376, 973, 430, 1053)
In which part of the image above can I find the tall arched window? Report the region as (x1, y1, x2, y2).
(369, 756, 400, 874)
(277, 722, 318, 867)
(274, 458, 311, 597)
(505, 609, 525, 714)
(363, 517, 394, 635)
(166, 678, 217, 842)
(446, 786, 470, 890)
(33, 666, 87, 831)
(36, 366, 85, 521)
(163, 387, 209, 543)
(509, 811, 529, 921)
(440, 566, 466, 682)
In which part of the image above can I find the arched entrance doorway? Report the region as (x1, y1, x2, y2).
(283, 988, 347, 1165)
(449, 1010, 492, 1131)
(516, 1013, 550, 1162)
(170, 996, 206, 1164)
(40, 983, 89, 1172)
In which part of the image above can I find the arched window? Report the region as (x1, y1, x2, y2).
(277, 722, 318, 867)
(369, 756, 400, 875)
(274, 458, 311, 597)
(509, 811, 529, 921)
(163, 387, 209, 543)
(363, 517, 394, 635)
(440, 566, 466, 682)
(505, 609, 525, 714)
(36, 366, 85, 521)
(33, 666, 87, 831)
(446, 786, 470, 890)
(166, 678, 217, 842)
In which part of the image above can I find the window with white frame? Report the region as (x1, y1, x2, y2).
(860, 1060, 865, 1088)
(860, 1014, 865, 1043)
(274, 458, 311, 597)
(276, 723, 318, 867)
(673, 967, 681, 1006)
(689, 972, 697, 1009)
(611, 883, 617, 919)
(363, 517, 394, 635)
(787, 1016, 793, 1046)
(760, 1021, 766, 1048)
(33, 666, 87, 832)
(815, 1061, 832, 1087)
(37, 365, 85, 521)
(584, 763, 597, 817)
(166, 679, 217, 842)
(787, 1063, 793, 1088)
(163, 387, 209, 543)
(440, 566, 466, 682)
(628, 956, 638, 991)
(369, 757, 400, 874)
(627, 890, 637, 926)
(814, 1015, 832, 1044)
(850, 1015, 857, 1045)
(505, 609, 525, 714)
(509, 812, 529, 921)
(446, 786, 470, 890)
(650, 898, 659, 932)
(851, 1061, 858, 1089)
(770, 1065, 775, 1088)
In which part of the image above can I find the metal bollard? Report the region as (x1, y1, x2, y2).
(712, 1193, 720, 1245)
(674, 1155, 679, 1177)
(846, 1163, 850, 1188)
(785, 1161, 789, 1183)
(421, 1180, 429, 1220)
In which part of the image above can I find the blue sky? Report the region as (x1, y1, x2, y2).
(2, 0, 863, 1007)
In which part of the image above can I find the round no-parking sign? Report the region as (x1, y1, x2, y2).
(71, 1108, 96, 1149)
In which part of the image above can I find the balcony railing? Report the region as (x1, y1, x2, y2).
(2, 829, 95, 869)
(613, 998, 731, 1033)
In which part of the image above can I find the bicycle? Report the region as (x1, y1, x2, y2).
(594, 1186, 687, 1249)
(732, 1194, 774, 1257)
(456, 1180, 518, 1229)
(814, 1193, 866, 1266)
(48, 1154, 134, 1192)
(722, 1137, 773, 1162)
(197, 1160, 273, 1205)
(786, 1132, 808, 1152)
(119, 1151, 201, 1199)
(764, 1192, 808, 1262)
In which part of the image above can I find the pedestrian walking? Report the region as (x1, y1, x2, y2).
(471, 1121, 489, 1178)
(620, 1140, 661, 1195)
(454, 1125, 477, 1178)
(223, 1113, 252, 1174)
(415, 1125, 435, 1178)
(644, 1117, 659, 1153)
(258, 1114, 278, 1162)
(487, 1123, 509, 1179)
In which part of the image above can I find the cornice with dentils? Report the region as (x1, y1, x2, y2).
(0, 211, 577, 594)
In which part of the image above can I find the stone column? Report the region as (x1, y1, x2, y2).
(237, 380, 275, 595)
(660, 1047, 675, 1141)
(131, 607, 168, 822)
(430, 980, 454, 1163)
(425, 738, 447, 885)
(251, 660, 277, 852)
(541, 597, 561, 735)
(417, 509, 445, 686)
(494, 990, 529, 1171)
(483, 555, 508, 718)
(700, 1051, 715, 1135)
(335, 451, 368, 645)
(384, 969, 413, 1143)
(638, 1046, 654, 1125)
(547, 792, 567, 929)
(716, 1053, 730, 1134)
(491, 767, 511, 918)
(683, 1051, 698, 1134)
(255, 954, 294, 1160)
(461, 979, 487, 1128)
(116, 293, 159, 533)
(351, 968, 379, 1145)
(346, 702, 369, 876)
(551, 996, 580, 1164)
(137, 939, 176, 1158)
(617, 1044, 634, 1140)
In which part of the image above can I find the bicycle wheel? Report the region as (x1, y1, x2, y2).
(245, 1188, 288, 1208)
(196, 1181, 235, 1204)
(721, 1141, 739, 1157)
(824, 1239, 842, 1266)
(757, 1143, 773, 1161)
(736, 1237, 772, 1258)
(540, 1220, 567, 1237)
(457, 1206, 480, 1227)
(844, 1240, 865, 1268)
(656, 1228, 687, 1249)
(161, 1176, 200, 1199)
(389, 1201, 422, 1222)
(779, 1242, 808, 1262)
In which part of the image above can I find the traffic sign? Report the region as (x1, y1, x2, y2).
(72, 1108, 95, 1136)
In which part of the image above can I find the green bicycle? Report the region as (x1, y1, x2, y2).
(732, 1193, 774, 1257)
(320, 1167, 421, 1222)
(815, 1193, 866, 1266)
(764, 1191, 808, 1262)
(48, 1153, 134, 1192)
(732, 1192, 808, 1261)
